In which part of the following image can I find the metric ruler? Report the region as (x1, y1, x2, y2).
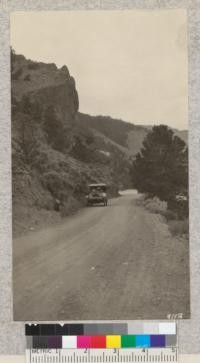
(26, 348, 178, 363)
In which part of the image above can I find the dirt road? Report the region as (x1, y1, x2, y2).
(13, 191, 190, 320)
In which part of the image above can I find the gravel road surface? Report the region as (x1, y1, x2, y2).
(13, 191, 190, 320)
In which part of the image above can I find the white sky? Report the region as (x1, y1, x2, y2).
(11, 10, 188, 130)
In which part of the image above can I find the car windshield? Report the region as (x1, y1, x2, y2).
(89, 185, 106, 192)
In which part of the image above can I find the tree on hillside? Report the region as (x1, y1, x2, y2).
(132, 125, 188, 204)
(43, 105, 65, 151)
(10, 47, 16, 70)
(16, 95, 39, 163)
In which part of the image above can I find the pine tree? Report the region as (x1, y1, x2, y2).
(132, 125, 188, 203)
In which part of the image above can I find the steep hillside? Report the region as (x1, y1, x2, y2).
(78, 113, 135, 148)
(79, 113, 188, 157)
(11, 52, 133, 236)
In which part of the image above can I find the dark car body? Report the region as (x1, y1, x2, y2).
(86, 183, 108, 206)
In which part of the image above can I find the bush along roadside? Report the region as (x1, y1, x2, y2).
(142, 195, 189, 238)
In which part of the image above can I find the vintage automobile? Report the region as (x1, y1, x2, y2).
(86, 183, 108, 206)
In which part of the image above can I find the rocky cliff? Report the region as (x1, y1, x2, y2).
(11, 52, 133, 236)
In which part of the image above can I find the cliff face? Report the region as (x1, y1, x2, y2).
(11, 53, 78, 124)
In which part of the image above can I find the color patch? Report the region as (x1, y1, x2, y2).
(68, 324, 84, 335)
(40, 324, 56, 335)
(150, 335, 165, 348)
(97, 324, 114, 335)
(144, 323, 159, 334)
(166, 335, 177, 347)
(91, 336, 106, 348)
(106, 335, 121, 348)
(62, 336, 77, 348)
(121, 335, 136, 348)
(77, 336, 92, 348)
(159, 323, 176, 335)
(150, 335, 166, 347)
(48, 336, 62, 349)
(25, 324, 40, 336)
(55, 324, 69, 335)
(84, 324, 99, 335)
(136, 335, 150, 348)
(26, 336, 33, 349)
(112, 324, 127, 335)
(127, 322, 144, 334)
(32, 336, 48, 349)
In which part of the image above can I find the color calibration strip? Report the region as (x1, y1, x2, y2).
(25, 322, 176, 336)
(25, 323, 176, 349)
(27, 334, 177, 349)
